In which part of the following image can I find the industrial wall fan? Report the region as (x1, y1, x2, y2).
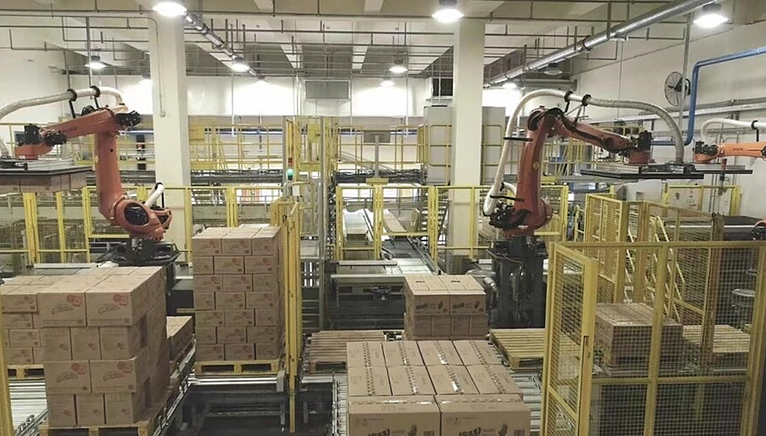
(664, 71, 691, 107)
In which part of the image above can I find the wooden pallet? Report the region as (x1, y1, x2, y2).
(304, 330, 387, 373)
(683, 324, 750, 368)
(194, 359, 281, 375)
(490, 328, 547, 370)
(7, 364, 44, 379)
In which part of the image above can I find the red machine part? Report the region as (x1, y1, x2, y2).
(693, 141, 766, 164)
(14, 106, 171, 241)
(490, 106, 651, 238)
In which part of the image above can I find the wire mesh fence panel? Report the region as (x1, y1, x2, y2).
(663, 184, 741, 216)
(189, 187, 231, 229)
(0, 192, 30, 273)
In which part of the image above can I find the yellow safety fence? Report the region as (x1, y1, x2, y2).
(545, 241, 766, 436)
(662, 183, 742, 216)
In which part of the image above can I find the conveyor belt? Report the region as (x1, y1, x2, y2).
(11, 379, 47, 435)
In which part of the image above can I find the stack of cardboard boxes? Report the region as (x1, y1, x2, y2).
(347, 340, 531, 436)
(1, 276, 64, 365)
(166, 316, 193, 362)
(404, 275, 488, 341)
(39, 267, 170, 428)
(192, 226, 283, 362)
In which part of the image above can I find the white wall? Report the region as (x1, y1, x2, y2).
(573, 20, 766, 218)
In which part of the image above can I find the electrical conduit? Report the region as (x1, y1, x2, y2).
(701, 118, 766, 145)
(483, 89, 681, 216)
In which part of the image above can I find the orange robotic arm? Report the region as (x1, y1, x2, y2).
(693, 141, 766, 164)
(14, 106, 171, 241)
(489, 106, 652, 237)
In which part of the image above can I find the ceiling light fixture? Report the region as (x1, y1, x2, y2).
(432, 0, 464, 24)
(694, 3, 727, 28)
(543, 62, 562, 76)
(389, 59, 408, 74)
(254, 74, 268, 84)
(502, 81, 518, 90)
(140, 73, 152, 85)
(153, 0, 188, 18)
(85, 55, 106, 71)
(380, 78, 395, 88)
(229, 56, 250, 73)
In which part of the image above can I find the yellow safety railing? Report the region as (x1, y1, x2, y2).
(337, 125, 423, 172)
(545, 241, 766, 436)
(662, 183, 742, 216)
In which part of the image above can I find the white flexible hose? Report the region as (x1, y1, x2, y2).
(145, 183, 165, 208)
(701, 118, 766, 145)
(0, 87, 123, 157)
(483, 89, 682, 216)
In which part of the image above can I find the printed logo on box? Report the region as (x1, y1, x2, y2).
(459, 428, 482, 436)
(66, 295, 83, 306)
(71, 363, 87, 374)
(98, 304, 121, 315)
(52, 304, 74, 316)
(113, 295, 129, 306)
(117, 362, 134, 373)
(367, 430, 390, 436)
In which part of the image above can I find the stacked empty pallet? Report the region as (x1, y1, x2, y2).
(192, 226, 283, 365)
(404, 275, 487, 340)
(1, 276, 64, 369)
(346, 340, 530, 436)
(38, 266, 171, 428)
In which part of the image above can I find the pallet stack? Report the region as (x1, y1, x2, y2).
(192, 226, 283, 365)
(32, 267, 170, 428)
(347, 340, 530, 436)
(404, 275, 487, 340)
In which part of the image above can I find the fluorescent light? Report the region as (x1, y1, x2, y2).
(86, 55, 106, 71)
(140, 74, 152, 85)
(502, 81, 517, 90)
(433, 0, 463, 23)
(229, 57, 250, 73)
(380, 79, 395, 88)
(389, 60, 408, 74)
(153, 1, 187, 18)
(694, 3, 727, 28)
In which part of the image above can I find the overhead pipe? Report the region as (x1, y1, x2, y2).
(0, 87, 123, 157)
(488, 0, 711, 84)
(684, 46, 766, 145)
(184, 13, 258, 78)
(483, 89, 681, 216)
(701, 118, 766, 145)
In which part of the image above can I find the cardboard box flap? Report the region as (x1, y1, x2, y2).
(346, 342, 386, 368)
(453, 340, 502, 366)
(382, 341, 424, 366)
(348, 367, 392, 397)
(387, 366, 435, 396)
(427, 365, 478, 395)
(418, 341, 462, 366)
(467, 365, 523, 397)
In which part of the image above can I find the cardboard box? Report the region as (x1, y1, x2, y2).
(33, 347, 44, 364)
(450, 316, 471, 337)
(418, 341, 463, 366)
(86, 277, 148, 326)
(244, 256, 277, 274)
(407, 288, 450, 316)
(469, 314, 489, 337)
(247, 326, 279, 344)
(195, 327, 217, 344)
(191, 228, 228, 255)
(193, 291, 216, 310)
(405, 312, 432, 337)
(347, 396, 440, 436)
(431, 316, 452, 337)
(216, 292, 245, 309)
(387, 366, 435, 396)
(467, 365, 524, 398)
(347, 342, 386, 368)
(45, 361, 91, 394)
(224, 343, 255, 360)
(251, 226, 281, 253)
(404, 275, 440, 291)
(449, 289, 486, 316)
(76, 394, 106, 426)
(71, 327, 102, 360)
(105, 387, 149, 425)
(255, 308, 279, 326)
(225, 309, 255, 327)
(3, 313, 33, 329)
(246, 292, 279, 309)
(458, 275, 484, 290)
(196, 344, 225, 361)
(193, 256, 214, 275)
(8, 329, 40, 348)
(436, 395, 530, 436)
(32, 313, 42, 328)
(195, 310, 225, 327)
(47, 394, 77, 427)
(1, 287, 38, 313)
(1, 329, 7, 348)
(38, 286, 87, 327)
(382, 341, 424, 366)
(255, 342, 280, 359)
(252, 274, 280, 292)
(217, 327, 247, 344)
(427, 365, 478, 395)
(222, 275, 253, 292)
(42, 328, 72, 361)
(595, 303, 683, 363)
(100, 324, 145, 360)
(167, 316, 193, 358)
(348, 366, 392, 396)
(453, 340, 502, 366)
(222, 232, 254, 256)
(194, 275, 223, 292)
(90, 349, 149, 394)
(6, 347, 33, 365)
(214, 256, 245, 274)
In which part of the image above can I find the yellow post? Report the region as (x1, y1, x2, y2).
(373, 185, 383, 260)
(22, 193, 39, 265)
(743, 246, 766, 434)
(0, 299, 13, 436)
(643, 246, 669, 435)
(335, 187, 345, 260)
(56, 192, 67, 263)
(184, 188, 193, 259)
(577, 251, 599, 435)
(81, 187, 93, 263)
(226, 186, 238, 227)
(428, 186, 439, 261)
